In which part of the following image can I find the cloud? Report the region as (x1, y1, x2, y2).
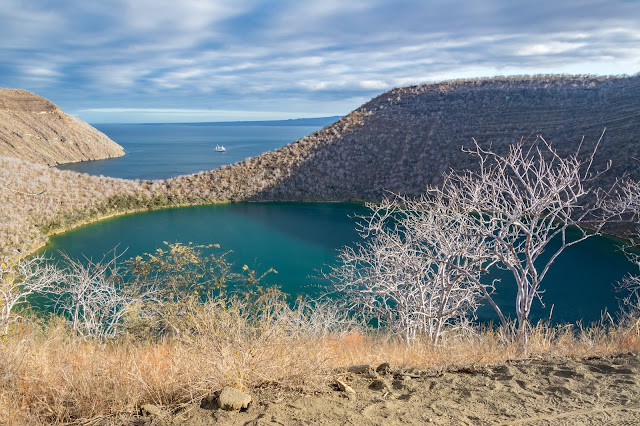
(0, 0, 638, 122)
(71, 106, 348, 123)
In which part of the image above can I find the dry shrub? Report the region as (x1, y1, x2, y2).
(314, 318, 640, 372)
(0, 296, 358, 424)
(1, 304, 639, 424)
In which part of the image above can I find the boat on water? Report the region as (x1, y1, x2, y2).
(214, 145, 226, 152)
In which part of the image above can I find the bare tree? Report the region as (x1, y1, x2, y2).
(607, 178, 640, 217)
(329, 193, 499, 344)
(444, 135, 609, 344)
(616, 254, 640, 318)
(603, 177, 640, 317)
(49, 252, 146, 341)
(602, 177, 640, 241)
(0, 255, 62, 333)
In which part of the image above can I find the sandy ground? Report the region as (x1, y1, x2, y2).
(125, 353, 640, 425)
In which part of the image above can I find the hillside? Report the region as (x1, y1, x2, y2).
(2, 76, 640, 424)
(0, 156, 146, 255)
(164, 74, 640, 202)
(0, 89, 124, 165)
(2, 74, 640, 256)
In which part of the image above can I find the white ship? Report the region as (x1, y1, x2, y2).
(214, 145, 226, 152)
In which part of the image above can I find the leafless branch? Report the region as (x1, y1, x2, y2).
(48, 250, 152, 341)
(446, 134, 610, 346)
(328, 192, 497, 344)
(1, 255, 62, 333)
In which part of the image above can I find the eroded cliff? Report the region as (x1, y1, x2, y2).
(0, 89, 124, 165)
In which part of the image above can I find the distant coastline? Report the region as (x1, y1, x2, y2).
(90, 116, 343, 127)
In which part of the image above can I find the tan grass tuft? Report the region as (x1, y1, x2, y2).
(1, 305, 639, 424)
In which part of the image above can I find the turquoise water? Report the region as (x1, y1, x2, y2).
(56, 121, 335, 180)
(43, 202, 637, 324)
(49, 122, 638, 324)
(45, 203, 366, 297)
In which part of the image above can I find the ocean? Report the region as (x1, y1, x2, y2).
(56, 119, 338, 180)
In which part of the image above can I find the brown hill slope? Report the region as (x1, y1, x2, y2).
(3, 75, 640, 256)
(0, 89, 124, 165)
(164, 74, 640, 202)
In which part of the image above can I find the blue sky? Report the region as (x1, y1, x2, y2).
(1, 0, 639, 123)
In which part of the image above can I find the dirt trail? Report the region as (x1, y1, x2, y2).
(124, 353, 640, 425)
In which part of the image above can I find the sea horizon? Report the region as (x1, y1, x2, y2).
(57, 118, 339, 180)
(86, 115, 342, 127)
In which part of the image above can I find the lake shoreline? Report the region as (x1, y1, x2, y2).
(30, 196, 637, 266)
(41, 200, 637, 325)
(26, 200, 219, 259)
(30, 198, 369, 256)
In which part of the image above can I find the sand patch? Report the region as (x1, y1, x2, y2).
(121, 352, 640, 425)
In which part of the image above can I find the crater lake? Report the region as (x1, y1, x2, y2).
(47, 121, 638, 325)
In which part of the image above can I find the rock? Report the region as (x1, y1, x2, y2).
(218, 386, 252, 411)
(369, 378, 392, 392)
(348, 364, 372, 374)
(140, 403, 163, 417)
(336, 379, 356, 394)
(376, 362, 391, 375)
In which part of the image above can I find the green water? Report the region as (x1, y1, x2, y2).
(43, 202, 638, 324)
(44, 203, 367, 297)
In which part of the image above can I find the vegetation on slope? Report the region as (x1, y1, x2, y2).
(0, 157, 210, 258)
(2, 303, 638, 424)
(2, 75, 639, 258)
(0, 157, 146, 256)
(165, 74, 640, 202)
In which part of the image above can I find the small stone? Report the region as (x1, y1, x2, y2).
(376, 362, 391, 375)
(342, 391, 357, 400)
(140, 403, 163, 417)
(201, 393, 217, 408)
(369, 378, 392, 392)
(336, 379, 356, 394)
(348, 364, 372, 374)
(392, 379, 406, 390)
(218, 386, 252, 411)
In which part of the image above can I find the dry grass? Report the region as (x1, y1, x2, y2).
(1, 301, 639, 425)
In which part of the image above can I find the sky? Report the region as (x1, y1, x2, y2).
(1, 0, 639, 123)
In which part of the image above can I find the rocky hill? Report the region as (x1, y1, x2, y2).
(0, 89, 124, 165)
(3, 74, 640, 256)
(164, 74, 640, 202)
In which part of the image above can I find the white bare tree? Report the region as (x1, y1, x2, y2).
(1, 255, 62, 333)
(602, 177, 640, 238)
(49, 252, 146, 341)
(444, 135, 609, 344)
(616, 254, 640, 318)
(602, 177, 640, 317)
(607, 178, 640, 216)
(329, 193, 499, 344)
